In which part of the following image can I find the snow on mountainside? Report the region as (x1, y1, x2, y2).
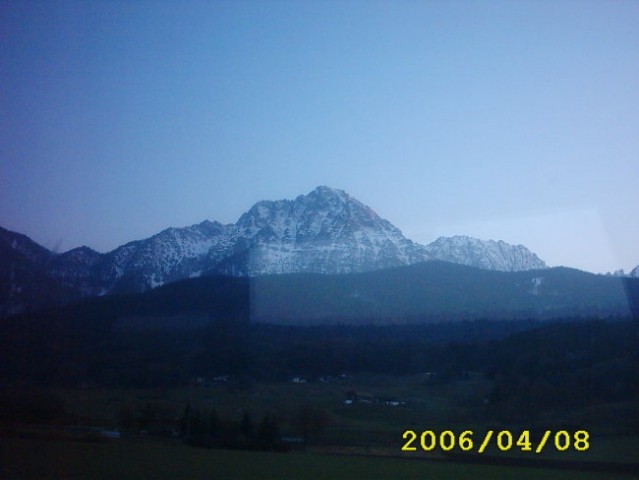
(424, 235, 547, 272)
(1, 187, 554, 313)
(95, 220, 234, 292)
(223, 186, 430, 275)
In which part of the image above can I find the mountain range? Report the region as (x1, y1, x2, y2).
(1, 186, 553, 317)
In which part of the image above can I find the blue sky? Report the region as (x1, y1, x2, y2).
(1, 0, 638, 273)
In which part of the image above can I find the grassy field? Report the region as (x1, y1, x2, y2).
(2, 437, 638, 480)
(5, 371, 635, 480)
(51, 374, 639, 464)
(54, 373, 493, 437)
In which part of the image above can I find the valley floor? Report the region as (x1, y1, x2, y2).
(2, 373, 638, 479)
(2, 437, 639, 480)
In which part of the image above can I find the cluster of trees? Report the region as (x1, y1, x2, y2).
(178, 405, 284, 451)
(115, 401, 330, 452)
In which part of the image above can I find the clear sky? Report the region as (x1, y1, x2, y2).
(1, 0, 638, 274)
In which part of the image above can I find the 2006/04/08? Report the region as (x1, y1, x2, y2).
(402, 429, 590, 454)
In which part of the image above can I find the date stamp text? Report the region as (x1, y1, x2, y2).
(401, 429, 590, 454)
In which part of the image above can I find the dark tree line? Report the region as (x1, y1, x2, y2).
(1, 312, 637, 431)
(114, 401, 330, 452)
(179, 405, 285, 451)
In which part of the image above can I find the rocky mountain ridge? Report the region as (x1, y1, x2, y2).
(424, 235, 546, 272)
(2, 186, 548, 316)
(606, 265, 639, 278)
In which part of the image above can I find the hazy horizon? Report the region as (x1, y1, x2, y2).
(2, 1, 638, 274)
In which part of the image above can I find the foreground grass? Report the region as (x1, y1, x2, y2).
(53, 380, 639, 465)
(1, 437, 637, 480)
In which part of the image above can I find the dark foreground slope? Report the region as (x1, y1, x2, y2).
(251, 262, 636, 323)
(7, 260, 636, 328)
(0, 259, 638, 390)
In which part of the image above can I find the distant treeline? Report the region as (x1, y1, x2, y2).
(1, 312, 636, 386)
(1, 308, 638, 428)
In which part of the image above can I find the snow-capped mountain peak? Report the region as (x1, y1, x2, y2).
(230, 186, 428, 275)
(1, 187, 554, 315)
(424, 235, 547, 272)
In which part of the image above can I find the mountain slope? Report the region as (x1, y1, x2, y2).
(220, 186, 430, 275)
(2, 263, 634, 329)
(424, 235, 547, 271)
(0, 227, 80, 316)
(95, 220, 234, 294)
(251, 263, 633, 323)
(1, 187, 554, 315)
